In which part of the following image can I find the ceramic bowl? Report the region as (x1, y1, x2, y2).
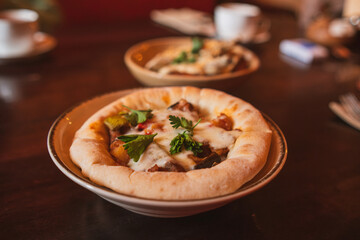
(124, 37, 260, 87)
(47, 89, 287, 218)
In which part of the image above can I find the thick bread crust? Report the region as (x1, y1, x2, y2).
(70, 87, 272, 200)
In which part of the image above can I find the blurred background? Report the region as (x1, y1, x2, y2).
(1, 0, 360, 239)
(1, 0, 358, 49)
(0, 0, 351, 29)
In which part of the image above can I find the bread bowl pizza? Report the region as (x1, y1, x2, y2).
(70, 87, 272, 200)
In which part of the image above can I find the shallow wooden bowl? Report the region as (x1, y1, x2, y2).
(124, 37, 260, 87)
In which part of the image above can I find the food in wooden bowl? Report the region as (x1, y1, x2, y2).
(124, 38, 259, 86)
(145, 38, 249, 76)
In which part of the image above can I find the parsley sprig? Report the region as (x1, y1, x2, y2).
(122, 105, 153, 126)
(170, 131, 202, 155)
(172, 38, 203, 64)
(191, 37, 203, 54)
(169, 115, 201, 131)
(168, 115, 202, 155)
(172, 51, 196, 64)
(118, 134, 157, 162)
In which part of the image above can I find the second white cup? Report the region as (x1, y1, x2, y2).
(215, 3, 269, 43)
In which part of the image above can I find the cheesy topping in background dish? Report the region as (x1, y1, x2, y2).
(105, 99, 241, 172)
(145, 38, 248, 76)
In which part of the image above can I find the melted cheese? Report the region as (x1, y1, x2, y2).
(124, 109, 241, 171)
(193, 122, 241, 150)
(151, 109, 198, 171)
(127, 143, 172, 171)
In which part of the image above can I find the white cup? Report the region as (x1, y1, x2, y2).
(0, 9, 39, 57)
(215, 3, 269, 42)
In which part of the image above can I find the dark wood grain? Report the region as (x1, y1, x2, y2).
(1, 9, 359, 240)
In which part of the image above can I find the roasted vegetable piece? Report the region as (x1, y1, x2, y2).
(189, 143, 226, 169)
(168, 99, 194, 112)
(104, 115, 129, 131)
(110, 140, 130, 166)
(109, 130, 121, 143)
(213, 148, 229, 158)
(194, 152, 221, 169)
(147, 162, 185, 172)
(193, 143, 212, 158)
(211, 113, 233, 131)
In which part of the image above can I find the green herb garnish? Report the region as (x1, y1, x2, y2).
(170, 131, 202, 155)
(124, 113, 138, 127)
(122, 105, 153, 126)
(187, 56, 196, 63)
(118, 134, 157, 162)
(169, 133, 185, 154)
(168, 115, 202, 155)
(191, 37, 203, 54)
(117, 134, 138, 142)
(172, 37, 203, 64)
(182, 132, 203, 154)
(169, 115, 201, 132)
(172, 51, 187, 64)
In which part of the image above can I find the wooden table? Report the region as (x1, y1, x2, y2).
(1, 9, 359, 240)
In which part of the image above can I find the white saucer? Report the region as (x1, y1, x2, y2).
(0, 32, 57, 60)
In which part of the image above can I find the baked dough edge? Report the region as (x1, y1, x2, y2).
(69, 86, 272, 200)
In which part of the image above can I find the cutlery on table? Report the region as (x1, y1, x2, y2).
(329, 93, 360, 131)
